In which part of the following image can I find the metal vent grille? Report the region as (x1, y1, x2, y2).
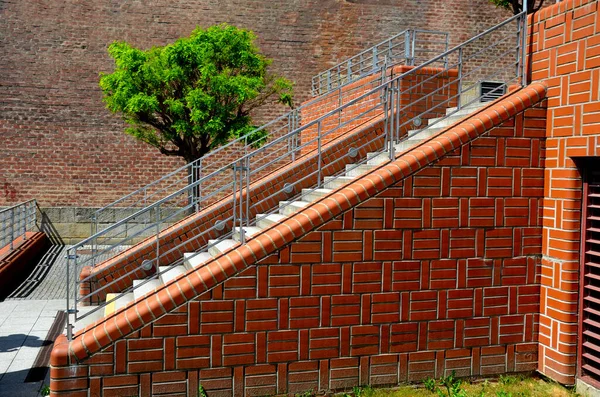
(582, 168, 600, 383)
(479, 81, 507, 102)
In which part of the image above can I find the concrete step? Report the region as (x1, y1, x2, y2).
(345, 163, 376, 177)
(427, 114, 471, 129)
(279, 201, 310, 216)
(233, 226, 264, 242)
(208, 239, 238, 256)
(324, 176, 355, 189)
(133, 279, 162, 300)
(72, 306, 106, 333)
(407, 126, 444, 138)
(367, 151, 392, 166)
(395, 138, 425, 153)
(104, 293, 134, 316)
(301, 188, 333, 202)
(445, 102, 485, 117)
(183, 252, 213, 270)
(256, 213, 287, 229)
(159, 265, 187, 284)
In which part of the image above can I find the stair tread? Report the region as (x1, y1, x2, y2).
(257, 213, 287, 222)
(208, 238, 238, 254)
(183, 252, 214, 269)
(302, 188, 333, 195)
(279, 200, 310, 209)
(158, 265, 187, 284)
(233, 226, 264, 242)
(133, 279, 162, 299)
(105, 293, 134, 316)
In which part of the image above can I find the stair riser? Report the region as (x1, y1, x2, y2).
(302, 191, 328, 202)
(280, 204, 303, 216)
(324, 179, 349, 189)
(346, 165, 375, 177)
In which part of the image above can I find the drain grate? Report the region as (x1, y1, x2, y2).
(479, 81, 507, 102)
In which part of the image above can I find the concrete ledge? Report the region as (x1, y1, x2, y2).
(578, 378, 600, 397)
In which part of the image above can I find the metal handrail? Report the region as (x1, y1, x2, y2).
(311, 29, 450, 96)
(0, 199, 37, 252)
(91, 28, 450, 236)
(65, 12, 527, 339)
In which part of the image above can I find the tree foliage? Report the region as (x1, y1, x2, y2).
(99, 24, 294, 163)
(488, 0, 545, 14)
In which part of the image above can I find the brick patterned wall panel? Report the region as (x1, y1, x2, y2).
(50, 97, 547, 395)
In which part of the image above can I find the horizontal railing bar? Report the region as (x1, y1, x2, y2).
(0, 199, 37, 215)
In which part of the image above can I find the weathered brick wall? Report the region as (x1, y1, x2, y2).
(528, 0, 600, 385)
(49, 85, 548, 396)
(299, 66, 458, 155)
(0, 0, 513, 212)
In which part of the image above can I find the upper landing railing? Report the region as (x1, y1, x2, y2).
(311, 29, 450, 97)
(0, 200, 37, 252)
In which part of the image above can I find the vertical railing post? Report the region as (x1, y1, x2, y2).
(232, 162, 238, 242)
(66, 253, 72, 340)
(404, 30, 412, 66)
(411, 30, 416, 65)
(444, 33, 450, 68)
(155, 203, 161, 271)
(197, 158, 203, 212)
(22, 205, 26, 241)
(245, 155, 250, 236)
(457, 47, 463, 110)
(9, 208, 14, 251)
(238, 159, 245, 244)
(389, 82, 396, 161)
(521, 9, 528, 87)
(347, 59, 352, 84)
(317, 121, 322, 188)
(327, 71, 331, 92)
(372, 47, 378, 71)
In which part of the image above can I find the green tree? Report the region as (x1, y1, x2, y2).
(488, 0, 545, 14)
(99, 24, 294, 164)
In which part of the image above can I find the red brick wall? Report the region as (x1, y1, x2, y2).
(528, 0, 600, 385)
(50, 88, 547, 396)
(299, 66, 458, 155)
(0, 0, 513, 208)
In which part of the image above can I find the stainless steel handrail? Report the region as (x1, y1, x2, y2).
(91, 28, 450, 236)
(65, 12, 526, 339)
(311, 29, 450, 96)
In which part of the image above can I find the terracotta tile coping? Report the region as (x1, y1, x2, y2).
(51, 81, 547, 367)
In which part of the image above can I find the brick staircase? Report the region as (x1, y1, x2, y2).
(51, 12, 540, 396)
(71, 101, 486, 333)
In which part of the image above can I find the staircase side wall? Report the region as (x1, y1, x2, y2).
(51, 100, 546, 396)
(529, 0, 600, 385)
(299, 66, 458, 155)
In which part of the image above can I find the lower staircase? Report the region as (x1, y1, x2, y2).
(72, 100, 485, 333)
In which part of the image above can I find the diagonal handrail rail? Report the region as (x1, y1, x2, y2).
(65, 11, 527, 339)
(91, 29, 450, 236)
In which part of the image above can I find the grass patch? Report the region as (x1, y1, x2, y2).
(336, 374, 578, 397)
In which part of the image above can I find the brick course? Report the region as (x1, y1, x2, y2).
(49, 83, 548, 396)
(527, 0, 600, 385)
(0, 0, 511, 209)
